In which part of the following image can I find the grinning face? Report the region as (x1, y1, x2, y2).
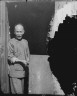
(14, 24, 24, 40)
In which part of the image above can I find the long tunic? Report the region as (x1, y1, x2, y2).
(8, 38, 30, 78)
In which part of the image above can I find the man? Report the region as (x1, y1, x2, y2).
(8, 24, 30, 94)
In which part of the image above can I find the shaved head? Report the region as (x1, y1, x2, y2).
(15, 24, 24, 32)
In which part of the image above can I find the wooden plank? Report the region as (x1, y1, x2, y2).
(0, 1, 2, 86)
(0, 1, 10, 93)
(1, 0, 26, 2)
(1, 0, 53, 2)
(1, 1, 6, 93)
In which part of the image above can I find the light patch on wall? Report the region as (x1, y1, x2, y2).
(14, 4, 18, 8)
(52, 74, 65, 95)
(48, 1, 77, 39)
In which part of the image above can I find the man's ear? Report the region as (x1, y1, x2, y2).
(23, 30, 25, 34)
(14, 29, 16, 34)
(14, 31, 16, 35)
(14, 31, 16, 36)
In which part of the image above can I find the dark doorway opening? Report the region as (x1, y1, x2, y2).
(6, 1, 55, 55)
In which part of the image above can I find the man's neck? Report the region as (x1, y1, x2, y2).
(15, 37, 23, 41)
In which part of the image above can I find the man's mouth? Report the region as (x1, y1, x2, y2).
(17, 36, 22, 37)
(16, 36, 22, 39)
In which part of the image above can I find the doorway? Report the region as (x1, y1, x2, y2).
(6, 1, 55, 55)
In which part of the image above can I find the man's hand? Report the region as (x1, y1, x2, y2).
(11, 57, 19, 63)
(21, 60, 29, 67)
(11, 57, 29, 66)
(21, 60, 27, 65)
(27, 58, 30, 63)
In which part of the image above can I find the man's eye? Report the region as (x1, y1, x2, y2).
(16, 31, 19, 33)
(16, 31, 21, 32)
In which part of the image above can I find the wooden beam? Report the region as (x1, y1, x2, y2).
(1, 0, 54, 2)
(1, 0, 26, 2)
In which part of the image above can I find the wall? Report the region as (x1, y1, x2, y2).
(7, 1, 55, 55)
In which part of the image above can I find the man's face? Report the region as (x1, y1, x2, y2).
(15, 24, 24, 40)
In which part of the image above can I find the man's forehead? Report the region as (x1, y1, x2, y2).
(15, 24, 24, 31)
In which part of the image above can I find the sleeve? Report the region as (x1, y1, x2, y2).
(25, 41, 30, 62)
(8, 41, 15, 61)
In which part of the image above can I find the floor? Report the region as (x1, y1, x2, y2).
(28, 55, 65, 95)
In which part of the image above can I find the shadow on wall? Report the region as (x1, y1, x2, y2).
(47, 15, 77, 94)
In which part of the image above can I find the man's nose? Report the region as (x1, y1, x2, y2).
(18, 32, 22, 34)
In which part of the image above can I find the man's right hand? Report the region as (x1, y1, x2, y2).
(11, 57, 29, 66)
(11, 57, 19, 63)
(20, 60, 29, 67)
